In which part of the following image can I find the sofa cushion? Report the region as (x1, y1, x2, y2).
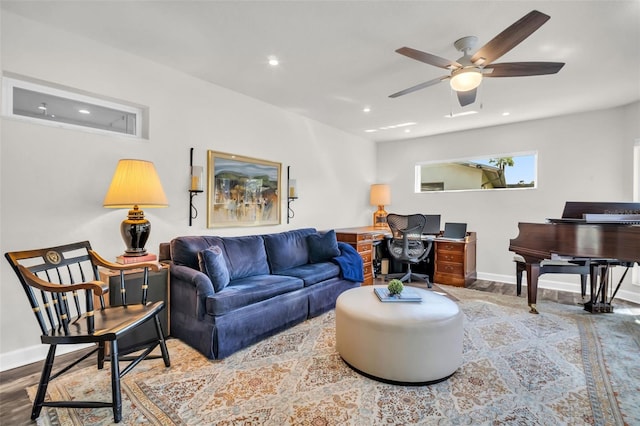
(220, 235, 270, 281)
(206, 274, 304, 316)
(198, 246, 230, 292)
(263, 228, 316, 273)
(307, 230, 340, 263)
(171, 235, 225, 270)
(275, 262, 341, 287)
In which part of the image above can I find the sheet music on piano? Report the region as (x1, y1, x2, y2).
(547, 214, 640, 225)
(583, 214, 640, 224)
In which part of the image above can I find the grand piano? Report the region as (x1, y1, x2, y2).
(509, 202, 640, 314)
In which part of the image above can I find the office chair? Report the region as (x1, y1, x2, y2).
(5, 241, 171, 423)
(386, 213, 433, 287)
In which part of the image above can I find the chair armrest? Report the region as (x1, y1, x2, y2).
(17, 264, 107, 295)
(89, 250, 162, 272)
(417, 240, 433, 262)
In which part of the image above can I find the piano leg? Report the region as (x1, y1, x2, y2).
(525, 262, 540, 314)
(585, 262, 615, 313)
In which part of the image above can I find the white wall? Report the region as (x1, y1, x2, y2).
(378, 102, 640, 300)
(0, 11, 375, 370)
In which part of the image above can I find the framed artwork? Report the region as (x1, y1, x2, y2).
(207, 150, 281, 228)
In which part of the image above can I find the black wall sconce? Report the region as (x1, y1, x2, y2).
(189, 147, 203, 226)
(287, 166, 298, 224)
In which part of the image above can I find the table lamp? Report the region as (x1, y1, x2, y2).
(103, 159, 168, 257)
(370, 184, 391, 228)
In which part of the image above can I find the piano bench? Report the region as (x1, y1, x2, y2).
(513, 256, 590, 297)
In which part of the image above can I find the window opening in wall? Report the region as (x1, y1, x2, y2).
(2, 75, 146, 138)
(416, 152, 537, 192)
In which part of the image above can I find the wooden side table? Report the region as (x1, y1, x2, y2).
(99, 263, 170, 353)
(434, 232, 477, 287)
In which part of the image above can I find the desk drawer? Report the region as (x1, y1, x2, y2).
(363, 262, 373, 276)
(360, 251, 372, 263)
(436, 262, 464, 276)
(436, 251, 464, 263)
(356, 242, 372, 254)
(437, 242, 465, 253)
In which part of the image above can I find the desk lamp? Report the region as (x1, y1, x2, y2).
(370, 184, 391, 229)
(103, 159, 168, 257)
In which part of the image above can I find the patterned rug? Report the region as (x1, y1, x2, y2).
(30, 286, 640, 425)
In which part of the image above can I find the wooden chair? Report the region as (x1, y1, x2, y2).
(4, 241, 171, 423)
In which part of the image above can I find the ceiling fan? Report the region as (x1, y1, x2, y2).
(389, 10, 565, 107)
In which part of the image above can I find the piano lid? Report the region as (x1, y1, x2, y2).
(547, 202, 640, 224)
(560, 201, 640, 218)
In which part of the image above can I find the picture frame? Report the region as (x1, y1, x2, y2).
(207, 150, 281, 228)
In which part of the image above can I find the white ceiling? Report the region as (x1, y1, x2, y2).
(3, 1, 639, 142)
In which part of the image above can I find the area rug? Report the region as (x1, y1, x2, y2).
(29, 286, 640, 425)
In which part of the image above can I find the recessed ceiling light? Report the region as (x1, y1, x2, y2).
(502, 112, 511, 116)
(444, 111, 478, 118)
(38, 103, 47, 111)
(378, 122, 416, 130)
(268, 56, 279, 66)
(78, 109, 90, 114)
(365, 122, 417, 133)
(404, 129, 411, 133)
(363, 106, 371, 113)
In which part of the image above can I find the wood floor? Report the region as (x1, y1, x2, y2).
(1, 280, 637, 425)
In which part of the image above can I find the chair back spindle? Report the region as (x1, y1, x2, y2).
(6, 242, 102, 337)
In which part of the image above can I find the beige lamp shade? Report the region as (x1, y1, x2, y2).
(103, 159, 168, 257)
(103, 159, 168, 208)
(370, 184, 391, 206)
(370, 184, 391, 228)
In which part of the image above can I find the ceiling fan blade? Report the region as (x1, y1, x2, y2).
(471, 10, 550, 65)
(389, 76, 449, 98)
(484, 62, 565, 77)
(396, 47, 461, 69)
(457, 88, 477, 107)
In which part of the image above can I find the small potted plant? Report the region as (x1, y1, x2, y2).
(387, 279, 404, 296)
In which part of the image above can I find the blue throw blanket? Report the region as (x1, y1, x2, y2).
(332, 242, 364, 283)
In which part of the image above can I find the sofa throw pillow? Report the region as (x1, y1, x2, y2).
(198, 245, 230, 292)
(307, 229, 341, 263)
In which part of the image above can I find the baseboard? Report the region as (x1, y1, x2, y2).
(476, 272, 640, 305)
(0, 343, 93, 373)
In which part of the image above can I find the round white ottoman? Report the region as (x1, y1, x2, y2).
(335, 285, 463, 384)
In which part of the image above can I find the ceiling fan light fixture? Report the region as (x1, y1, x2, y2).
(449, 68, 483, 92)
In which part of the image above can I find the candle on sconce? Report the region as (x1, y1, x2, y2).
(289, 179, 297, 198)
(190, 166, 203, 191)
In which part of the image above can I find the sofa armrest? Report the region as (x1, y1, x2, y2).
(170, 263, 215, 319)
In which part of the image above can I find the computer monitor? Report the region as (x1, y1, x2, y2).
(442, 222, 467, 240)
(422, 214, 441, 235)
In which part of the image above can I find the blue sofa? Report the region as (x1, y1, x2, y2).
(160, 228, 362, 359)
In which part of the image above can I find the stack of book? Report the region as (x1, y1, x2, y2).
(116, 253, 157, 265)
(374, 287, 422, 303)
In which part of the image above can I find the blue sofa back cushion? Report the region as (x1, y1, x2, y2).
(221, 235, 270, 281)
(307, 230, 341, 263)
(198, 246, 230, 292)
(171, 234, 269, 280)
(263, 228, 316, 273)
(171, 236, 225, 270)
